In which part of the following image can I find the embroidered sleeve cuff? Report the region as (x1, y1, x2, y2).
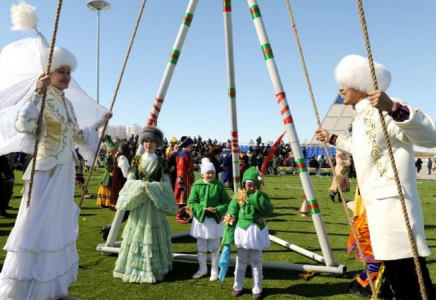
(388, 102, 410, 122)
(329, 134, 338, 146)
(31, 92, 42, 105)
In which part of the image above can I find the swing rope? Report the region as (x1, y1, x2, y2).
(26, 0, 64, 208)
(284, 0, 377, 297)
(78, 0, 148, 208)
(356, 0, 428, 299)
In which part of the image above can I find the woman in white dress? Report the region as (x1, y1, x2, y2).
(0, 47, 111, 300)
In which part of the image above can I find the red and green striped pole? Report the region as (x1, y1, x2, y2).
(247, 0, 335, 267)
(223, 0, 241, 192)
(146, 0, 199, 126)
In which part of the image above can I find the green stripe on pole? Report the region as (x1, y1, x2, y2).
(307, 199, 318, 206)
(261, 43, 274, 60)
(228, 87, 236, 98)
(298, 167, 308, 173)
(250, 5, 261, 19)
(307, 199, 320, 215)
(183, 13, 194, 27)
(169, 49, 181, 65)
(310, 207, 321, 214)
(223, 1, 231, 11)
(296, 158, 305, 165)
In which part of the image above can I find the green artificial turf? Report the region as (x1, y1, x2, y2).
(1, 171, 435, 299)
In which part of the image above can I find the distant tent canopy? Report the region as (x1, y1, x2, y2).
(310, 94, 353, 145)
(104, 124, 142, 140)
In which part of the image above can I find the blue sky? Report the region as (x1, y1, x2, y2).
(1, 0, 435, 144)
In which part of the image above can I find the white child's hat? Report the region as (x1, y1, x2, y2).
(335, 54, 391, 92)
(201, 161, 215, 175)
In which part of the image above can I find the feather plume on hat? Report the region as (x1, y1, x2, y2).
(11, 1, 38, 32)
(335, 54, 391, 92)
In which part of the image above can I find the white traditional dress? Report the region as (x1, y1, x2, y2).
(0, 88, 101, 300)
(335, 98, 436, 260)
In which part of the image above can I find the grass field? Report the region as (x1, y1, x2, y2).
(1, 171, 435, 300)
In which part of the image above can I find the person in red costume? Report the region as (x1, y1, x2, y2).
(174, 136, 195, 223)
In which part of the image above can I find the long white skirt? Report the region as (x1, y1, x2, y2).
(0, 161, 79, 300)
(235, 224, 270, 251)
(190, 217, 223, 240)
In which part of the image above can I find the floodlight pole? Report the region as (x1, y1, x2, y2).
(87, 0, 111, 104)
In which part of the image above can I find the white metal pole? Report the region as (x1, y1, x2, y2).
(246, 0, 335, 267)
(96, 9, 101, 104)
(146, 0, 200, 126)
(223, 0, 241, 192)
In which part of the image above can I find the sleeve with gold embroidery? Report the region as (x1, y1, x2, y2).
(386, 102, 436, 148)
(334, 135, 352, 155)
(67, 99, 85, 144)
(15, 96, 42, 135)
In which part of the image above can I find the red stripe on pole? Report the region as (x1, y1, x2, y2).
(146, 119, 153, 126)
(150, 113, 158, 120)
(234, 177, 240, 181)
(283, 115, 293, 124)
(308, 203, 319, 210)
(153, 104, 161, 112)
(171, 53, 179, 59)
(231, 131, 238, 137)
(232, 149, 239, 153)
(296, 163, 306, 168)
(281, 105, 289, 115)
(262, 48, 272, 55)
(276, 92, 286, 104)
(155, 98, 164, 103)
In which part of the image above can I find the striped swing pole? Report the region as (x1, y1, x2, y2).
(283, 0, 376, 296)
(222, 0, 241, 192)
(146, 0, 200, 126)
(246, 0, 335, 267)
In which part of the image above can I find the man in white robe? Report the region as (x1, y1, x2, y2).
(316, 55, 436, 300)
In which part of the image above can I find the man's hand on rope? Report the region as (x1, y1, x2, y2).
(367, 90, 397, 113)
(35, 74, 51, 95)
(315, 128, 330, 143)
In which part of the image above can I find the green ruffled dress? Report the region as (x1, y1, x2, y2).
(113, 153, 178, 283)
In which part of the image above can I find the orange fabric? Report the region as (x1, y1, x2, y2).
(346, 211, 381, 263)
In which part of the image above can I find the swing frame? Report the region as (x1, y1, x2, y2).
(97, 0, 346, 276)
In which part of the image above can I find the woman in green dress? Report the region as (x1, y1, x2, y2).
(113, 126, 177, 283)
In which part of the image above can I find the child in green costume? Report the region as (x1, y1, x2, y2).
(222, 166, 273, 300)
(188, 160, 230, 281)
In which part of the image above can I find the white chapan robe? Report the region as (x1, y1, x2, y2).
(336, 98, 436, 260)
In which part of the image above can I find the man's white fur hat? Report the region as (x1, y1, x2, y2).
(335, 54, 391, 92)
(42, 46, 77, 72)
